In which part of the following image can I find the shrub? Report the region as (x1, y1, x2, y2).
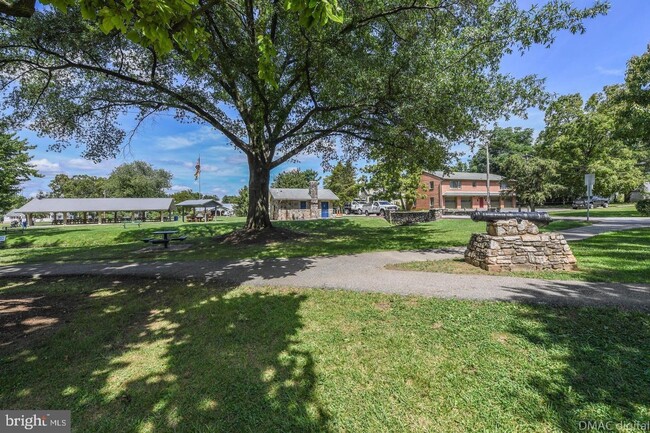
(636, 199, 650, 216)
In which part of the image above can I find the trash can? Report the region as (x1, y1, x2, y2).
(173, 215, 179, 222)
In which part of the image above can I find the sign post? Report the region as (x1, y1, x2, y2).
(584, 173, 595, 222)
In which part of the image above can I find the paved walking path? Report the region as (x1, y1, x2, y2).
(1, 217, 649, 310)
(555, 217, 650, 241)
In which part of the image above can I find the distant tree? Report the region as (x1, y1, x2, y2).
(501, 155, 563, 211)
(324, 161, 358, 205)
(469, 127, 534, 176)
(271, 169, 320, 189)
(451, 160, 470, 172)
(170, 189, 201, 203)
(537, 93, 644, 198)
(221, 195, 238, 204)
(48, 174, 106, 198)
(232, 186, 249, 217)
(363, 161, 423, 210)
(106, 161, 172, 198)
(0, 129, 41, 212)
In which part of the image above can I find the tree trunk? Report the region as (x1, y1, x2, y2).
(245, 153, 273, 230)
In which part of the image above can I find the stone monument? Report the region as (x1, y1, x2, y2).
(464, 211, 577, 272)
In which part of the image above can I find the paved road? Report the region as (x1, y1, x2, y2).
(2, 247, 649, 311)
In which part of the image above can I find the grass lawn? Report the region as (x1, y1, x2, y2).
(388, 228, 650, 284)
(549, 203, 645, 218)
(1, 276, 649, 432)
(0, 217, 589, 265)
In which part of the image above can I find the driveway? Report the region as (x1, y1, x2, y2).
(555, 217, 650, 241)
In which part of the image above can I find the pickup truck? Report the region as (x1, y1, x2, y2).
(362, 200, 399, 216)
(343, 200, 365, 215)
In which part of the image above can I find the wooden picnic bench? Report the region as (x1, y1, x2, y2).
(123, 220, 142, 229)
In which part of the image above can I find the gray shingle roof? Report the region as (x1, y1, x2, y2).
(425, 171, 504, 181)
(17, 198, 175, 213)
(270, 188, 339, 201)
(176, 199, 221, 208)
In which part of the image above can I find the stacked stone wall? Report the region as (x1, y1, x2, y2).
(464, 219, 577, 272)
(385, 209, 443, 225)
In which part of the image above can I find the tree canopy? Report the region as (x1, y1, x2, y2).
(501, 155, 562, 211)
(0, 0, 607, 229)
(105, 161, 172, 198)
(537, 93, 644, 198)
(323, 160, 358, 205)
(0, 128, 40, 211)
(469, 127, 534, 176)
(271, 168, 320, 189)
(47, 173, 106, 198)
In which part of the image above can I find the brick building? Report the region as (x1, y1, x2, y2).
(414, 171, 516, 210)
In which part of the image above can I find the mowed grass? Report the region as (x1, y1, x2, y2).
(1, 277, 649, 432)
(0, 217, 588, 265)
(389, 228, 650, 284)
(549, 203, 644, 218)
(0, 217, 475, 264)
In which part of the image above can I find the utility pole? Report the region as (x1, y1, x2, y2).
(485, 140, 491, 210)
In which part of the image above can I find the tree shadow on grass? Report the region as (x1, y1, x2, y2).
(508, 304, 650, 432)
(0, 277, 330, 432)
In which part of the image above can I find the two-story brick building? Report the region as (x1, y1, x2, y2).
(415, 171, 516, 210)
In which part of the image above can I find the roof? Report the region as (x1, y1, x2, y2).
(5, 209, 24, 217)
(270, 188, 339, 201)
(17, 198, 175, 213)
(425, 171, 504, 181)
(176, 199, 221, 208)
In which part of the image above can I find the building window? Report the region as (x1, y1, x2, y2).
(500, 181, 508, 190)
(300, 201, 307, 209)
(472, 181, 477, 187)
(429, 181, 435, 190)
(429, 197, 435, 207)
(450, 180, 462, 189)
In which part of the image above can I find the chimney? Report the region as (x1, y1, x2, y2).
(309, 181, 318, 201)
(309, 181, 319, 219)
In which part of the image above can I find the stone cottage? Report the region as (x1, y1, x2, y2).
(270, 181, 339, 221)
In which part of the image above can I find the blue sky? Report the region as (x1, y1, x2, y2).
(18, 0, 650, 198)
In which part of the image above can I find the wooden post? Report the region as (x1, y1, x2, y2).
(26, 213, 33, 226)
(160, 211, 164, 222)
(114, 212, 118, 223)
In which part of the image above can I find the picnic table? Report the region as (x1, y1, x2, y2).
(142, 230, 187, 249)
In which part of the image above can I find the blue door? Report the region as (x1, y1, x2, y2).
(321, 202, 329, 218)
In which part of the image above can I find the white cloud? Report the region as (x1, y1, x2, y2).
(65, 158, 112, 171)
(155, 126, 228, 150)
(156, 136, 195, 150)
(31, 158, 61, 174)
(596, 66, 624, 77)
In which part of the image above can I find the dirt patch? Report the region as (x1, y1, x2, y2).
(135, 243, 193, 254)
(0, 294, 76, 349)
(215, 227, 309, 246)
(374, 301, 392, 312)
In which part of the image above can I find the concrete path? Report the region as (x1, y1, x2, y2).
(2, 248, 649, 311)
(555, 217, 650, 241)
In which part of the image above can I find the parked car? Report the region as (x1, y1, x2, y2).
(343, 200, 365, 215)
(362, 200, 399, 216)
(572, 196, 610, 209)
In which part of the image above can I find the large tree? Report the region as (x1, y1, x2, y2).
(537, 93, 644, 198)
(106, 161, 172, 198)
(0, 129, 40, 211)
(324, 160, 358, 205)
(469, 127, 535, 176)
(48, 173, 106, 198)
(271, 168, 320, 189)
(0, 1, 607, 230)
(501, 154, 562, 211)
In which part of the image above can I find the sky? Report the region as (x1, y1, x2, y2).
(16, 0, 650, 199)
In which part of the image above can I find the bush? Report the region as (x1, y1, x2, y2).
(636, 199, 650, 216)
